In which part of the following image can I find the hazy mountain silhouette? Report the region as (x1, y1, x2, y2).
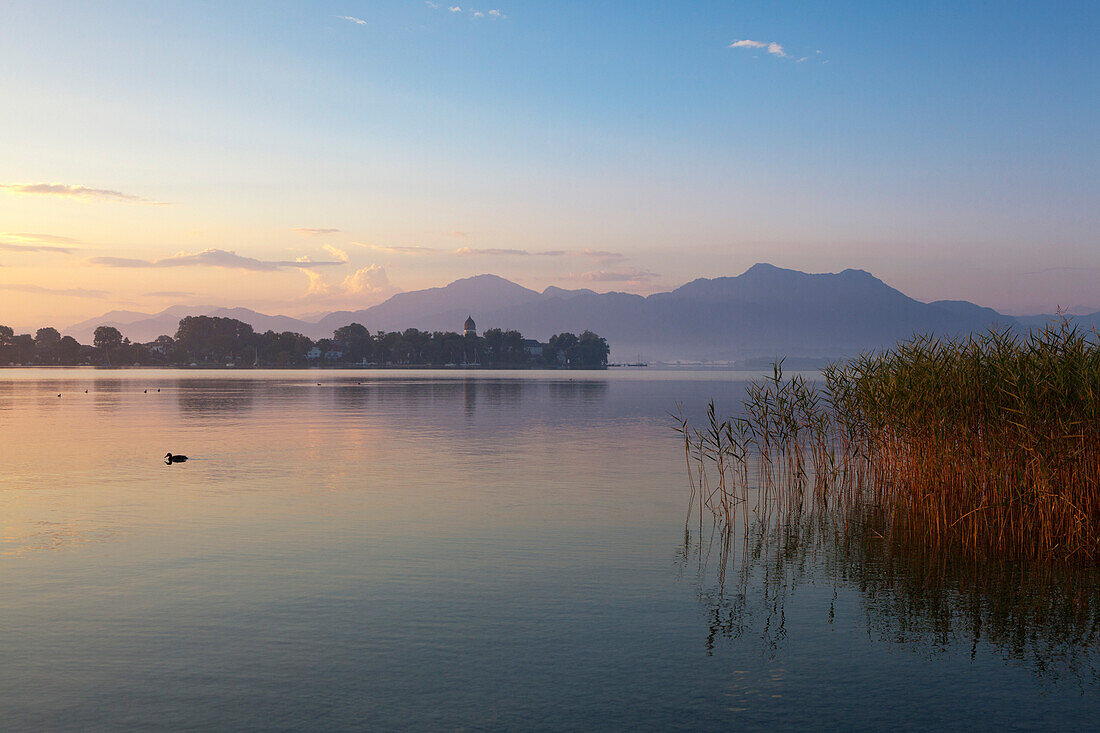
(66, 264, 1092, 361)
(65, 306, 319, 345)
(1016, 311, 1100, 331)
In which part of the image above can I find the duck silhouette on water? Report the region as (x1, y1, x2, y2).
(164, 452, 188, 464)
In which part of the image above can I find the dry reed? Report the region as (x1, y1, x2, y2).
(674, 320, 1100, 562)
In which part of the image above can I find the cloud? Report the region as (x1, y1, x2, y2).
(0, 283, 109, 298)
(355, 241, 626, 262)
(298, 264, 397, 306)
(89, 248, 346, 271)
(0, 242, 75, 254)
(571, 268, 660, 283)
(2, 232, 81, 245)
(729, 38, 796, 59)
(432, 3, 505, 18)
(453, 247, 624, 262)
(322, 244, 350, 262)
(456, 247, 530, 256)
(143, 290, 196, 298)
(0, 183, 169, 205)
(292, 227, 341, 236)
(337, 15, 366, 25)
(572, 249, 626, 263)
(342, 265, 390, 295)
(0, 232, 85, 254)
(445, 230, 468, 238)
(305, 270, 331, 296)
(353, 242, 441, 256)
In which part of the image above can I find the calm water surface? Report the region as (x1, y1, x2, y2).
(1, 369, 1097, 730)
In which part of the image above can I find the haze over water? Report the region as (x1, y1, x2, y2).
(1, 370, 1097, 729)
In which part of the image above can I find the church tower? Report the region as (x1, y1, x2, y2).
(463, 315, 477, 337)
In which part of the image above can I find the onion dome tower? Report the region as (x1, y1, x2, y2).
(463, 315, 477, 337)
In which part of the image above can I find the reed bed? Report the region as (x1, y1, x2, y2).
(674, 321, 1100, 562)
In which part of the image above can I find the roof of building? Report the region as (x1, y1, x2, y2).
(464, 315, 476, 329)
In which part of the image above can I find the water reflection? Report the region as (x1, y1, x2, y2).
(174, 378, 257, 416)
(681, 503, 1100, 683)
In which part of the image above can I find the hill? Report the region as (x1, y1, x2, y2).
(65, 264, 1092, 362)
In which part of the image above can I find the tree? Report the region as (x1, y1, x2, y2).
(544, 331, 608, 368)
(175, 316, 255, 362)
(35, 327, 61, 347)
(575, 330, 610, 367)
(94, 326, 124, 352)
(56, 336, 81, 363)
(334, 323, 372, 363)
(9, 334, 34, 363)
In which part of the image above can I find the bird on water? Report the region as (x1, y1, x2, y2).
(164, 453, 188, 463)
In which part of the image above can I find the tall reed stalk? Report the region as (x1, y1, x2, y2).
(675, 321, 1100, 562)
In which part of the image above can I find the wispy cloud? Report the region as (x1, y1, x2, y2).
(455, 247, 529, 256)
(429, 2, 506, 18)
(0, 283, 109, 298)
(570, 268, 660, 283)
(0, 242, 75, 254)
(353, 242, 441, 256)
(322, 244, 350, 262)
(357, 241, 624, 262)
(292, 227, 341, 236)
(458, 247, 625, 262)
(89, 248, 345, 271)
(143, 290, 197, 298)
(730, 39, 787, 58)
(2, 232, 81, 245)
(337, 15, 366, 25)
(0, 232, 83, 254)
(729, 38, 819, 61)
(0, 183, 169, 205)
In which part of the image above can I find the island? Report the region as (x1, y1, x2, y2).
(0, 315, 611, 369)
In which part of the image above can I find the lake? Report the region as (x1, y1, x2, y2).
(1, 369, 1097, 730)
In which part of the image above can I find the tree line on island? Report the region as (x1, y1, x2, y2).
(0, 317, 611, 369)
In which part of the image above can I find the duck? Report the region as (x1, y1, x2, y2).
(164, 453, 188, 463)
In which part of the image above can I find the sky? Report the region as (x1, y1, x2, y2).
(1, 0, 1097, 328)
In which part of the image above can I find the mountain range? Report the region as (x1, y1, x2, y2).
(63, 264, 1099, 362)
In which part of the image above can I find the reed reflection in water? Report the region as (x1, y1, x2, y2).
(681, 481, 1100, 685)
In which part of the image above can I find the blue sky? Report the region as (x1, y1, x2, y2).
(0, 0, 1097, 323)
